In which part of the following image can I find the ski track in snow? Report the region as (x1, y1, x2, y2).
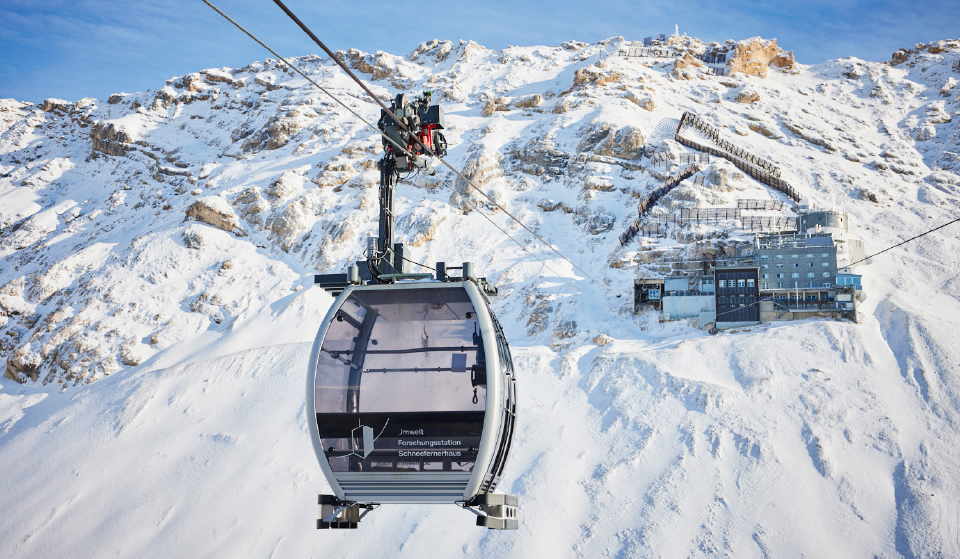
(2, 37, 960, 557)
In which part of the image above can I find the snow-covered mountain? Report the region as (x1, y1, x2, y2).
(1, 34, 959, 557)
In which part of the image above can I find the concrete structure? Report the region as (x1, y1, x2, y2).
(633, 210, 865, 327)
(796, 205, 866, 271)
(744, 233, 838, 291)
(662, 294, 715, 320)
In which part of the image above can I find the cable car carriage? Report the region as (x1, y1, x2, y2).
(309, 93, 518, 530)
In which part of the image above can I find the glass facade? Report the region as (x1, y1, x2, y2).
(314, 287, 487, 473)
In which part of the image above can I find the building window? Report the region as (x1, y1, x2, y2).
(747, 279, 755, 287)
(791, 273, 800, 278)
(761, 255, 768, 260)
(807, 263, 814, 267)
(777, 282, 784, 288)
(776, 264, 784, 268)
(776, 273, 784, 278)
(762, 273, 769, 279)
(824, 282, 831, 288)
(806, 254, 814, 258)
(719, 280, 726, 288)
(822, 253, 829, 257)
(791, 263, 798, 268)
(738, 279, 745, 287)
(791, 254, 798, 259)
(762, 283, 769, 289)
(822, 263, 829, 267)
(776, 255, 784, 259)
(807, 272, 815, 278)
(822, 272, 829, 277)
(761, 264, 768, 269)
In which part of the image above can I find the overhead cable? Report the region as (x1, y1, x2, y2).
(711, 216, 960, 320)
(265, 0, 611, 293)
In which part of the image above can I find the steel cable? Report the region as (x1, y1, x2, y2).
(200, 0, 616, 298)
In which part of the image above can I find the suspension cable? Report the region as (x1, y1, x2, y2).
(200, 0, 615, 297)
(264, 0, 612, 293)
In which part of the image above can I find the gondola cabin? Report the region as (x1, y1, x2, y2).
(308, 280, 518, 529)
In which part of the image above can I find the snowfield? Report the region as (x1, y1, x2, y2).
(1, 34, 960, 557)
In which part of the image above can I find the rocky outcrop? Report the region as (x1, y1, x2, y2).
(269, 170, 304, 198)
(572, 66, 623, 88)
(343, 49, 395, 80)
(451, 149, 504, 210)
(738, 88, 761, 103)
(185, 196, 243, 234)
(513, 94, 543, 109)
(482, 97, 509, 116)
(672, 53, 706, 79)
(510, 138, 569, 176)
(727, 38, 795, 78)
(397, 205, 446, 247)
(4, 346, 41, 383)
(268, 192, 319, 252)
(408, 40, 454, 64)
(579, 122, 645, 160)
(91, 122, 134, 156)
(625, 92, 655, 111)
(41, 99, 71, 112)
(234, 186, 271, 230)
(892, 49, 910, 65)
(265, 116, 302, 150)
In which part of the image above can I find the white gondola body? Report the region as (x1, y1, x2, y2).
(307, 281, 516, 504)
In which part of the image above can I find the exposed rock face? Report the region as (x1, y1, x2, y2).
(672, 53, 706, 79)
(551, 319, 578, 349)
(182, 73, 205, 92)
(397, 205, 446, 247)
(41, 99, 71, 112)
(892, 49, 910, 65)
(408, 40, 454, 63)
(513, 94, 543, 109)
(579, 122, 645, 160)
(268, 192, 319, 252)
(154, 87, 176, 109)
(452, 149, 504, 209)
(91, 122, 133, 156)
(772, 51, 797, 69)
(592, 333, 613, 346)
(265, 116, 302, 150)
(269, 170, 304, 198)
(185, 196, 243, 234)
(727, 38, 794, 78)
(482, 97, 509, 116)
(510, 138, 568, 176)
(738, 88, 761, 103)
(234, 186, 271, 230)
(573, 66, 623, 88)
(5, 347, 41, 383)
(344, 49, 394, 80)
(623, 91, 655, 110)
(552, 98, 572, 113)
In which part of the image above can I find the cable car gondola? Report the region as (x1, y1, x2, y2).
(309, 93, 518, 530)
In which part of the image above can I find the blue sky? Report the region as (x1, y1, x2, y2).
(1, 0, 958, 103)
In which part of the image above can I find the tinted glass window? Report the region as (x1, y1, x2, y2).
(314, 287, 486, 473)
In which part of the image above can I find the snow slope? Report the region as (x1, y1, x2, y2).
(1, 36, 960, 557)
